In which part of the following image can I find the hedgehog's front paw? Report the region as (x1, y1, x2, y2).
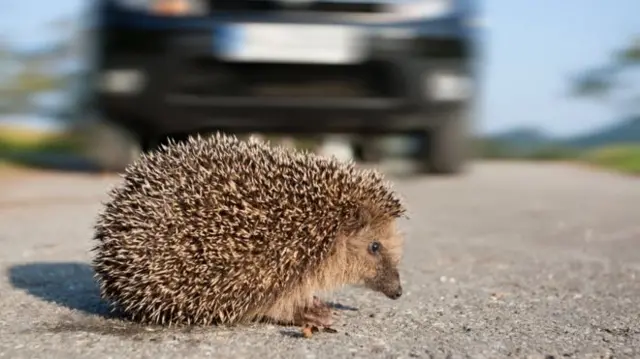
(312, 296, 331, 310)
(294, 303, 333, 328)
(313, 296, 343, 319)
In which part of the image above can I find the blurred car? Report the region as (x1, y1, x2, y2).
(82, 0, 482, 173)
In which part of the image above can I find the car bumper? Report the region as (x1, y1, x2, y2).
(92, 6, 478, 135)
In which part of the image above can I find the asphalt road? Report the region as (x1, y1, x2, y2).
(1, 161, 639, 359)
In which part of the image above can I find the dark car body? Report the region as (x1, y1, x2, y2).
(85, 0, 483, 173)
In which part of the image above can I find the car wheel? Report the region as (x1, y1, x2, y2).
(77, 117, 143, 173)
(358, 136, 386, 163)
(416, 105, 471, 175)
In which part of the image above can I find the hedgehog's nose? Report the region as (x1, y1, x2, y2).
(388, 286, 402, 300)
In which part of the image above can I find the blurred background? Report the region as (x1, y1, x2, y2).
(0, 0, 639, 175)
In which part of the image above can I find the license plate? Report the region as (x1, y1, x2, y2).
(214, 23, 366, 64)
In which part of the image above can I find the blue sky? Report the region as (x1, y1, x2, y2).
(1, 0, 639, 136)
(481, 0, 639, 137)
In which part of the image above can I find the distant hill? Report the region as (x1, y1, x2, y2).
(481, 116, 640, 156)
(564, 116, 640, 148)
(484, 127, 556, 155)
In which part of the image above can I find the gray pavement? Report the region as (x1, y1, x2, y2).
(1, 161, 639, 359)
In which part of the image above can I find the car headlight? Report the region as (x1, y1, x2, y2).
(113, 0, 207, 16)
(383, 0, 453, 21)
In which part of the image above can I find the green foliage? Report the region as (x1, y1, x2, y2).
(474, 134, 640, 175)
(0, 57, 66, 114)
(0, 16, 74, 114)
(0, 127, 82, 155)
(474, 139, 578, 162)
(582, 145, 640, 175)
(571, 67, 616, 99)
(570, 36, 640, 100)
(526, 147, 580, 161)
(0, 126, 83, 172)
(473, 138, 515, 159)
(618, 38, 640, 64)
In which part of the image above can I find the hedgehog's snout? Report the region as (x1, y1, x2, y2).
(381, 270, 403, 300)
(365, 255, 403, 300)
(387, 284, 402, 300)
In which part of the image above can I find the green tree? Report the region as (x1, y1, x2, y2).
(570, 36, 640, 103)
(0, 16, 76, 115)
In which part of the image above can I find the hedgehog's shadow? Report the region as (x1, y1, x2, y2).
(324, 301, 358, 312)
(7, 261, 116, 318)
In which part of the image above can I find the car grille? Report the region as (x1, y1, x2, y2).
(208, 0, 386, 14)
(168, 57, 403, 99)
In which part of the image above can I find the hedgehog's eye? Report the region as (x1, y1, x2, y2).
(368, 241, 381, 255)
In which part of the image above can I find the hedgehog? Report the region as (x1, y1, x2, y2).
(91, 132, 407, 330)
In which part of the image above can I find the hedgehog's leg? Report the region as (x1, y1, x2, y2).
(312, 295, 330, 309)
(292, 298, 334, 328)
(261, 297, 333, 328)
(312, 295, 343, 319)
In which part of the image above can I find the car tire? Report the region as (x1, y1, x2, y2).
(416, 105, 471, 175)
(358, 137, 386, 163)
(77, 116, 143, 173)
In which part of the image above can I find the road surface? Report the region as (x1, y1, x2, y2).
(0, 161, 639, 358)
